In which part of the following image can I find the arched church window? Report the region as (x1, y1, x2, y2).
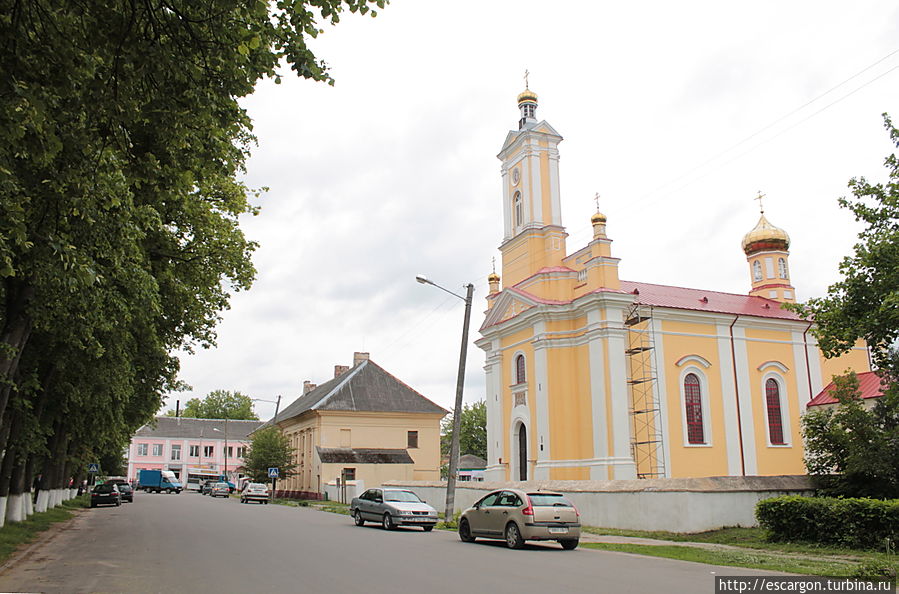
(778, 258, 788, 280)
(515, 354, 526, 384)
(513, 192, 522, 228)
(753, 260, 763, 282)
(684, 373, 705, 444)
(766, 378, 785, 445)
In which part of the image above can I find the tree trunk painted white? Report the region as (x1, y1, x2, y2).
(0, 496, 7, 527)
(5, 494, 23, 523)
(25, 492, 33, 517)
(35, 489, 49, 513)
(52, 488, 62, 507)
(69, 488, 76, 499)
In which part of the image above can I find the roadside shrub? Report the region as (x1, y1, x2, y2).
(756, 496, 899, 549)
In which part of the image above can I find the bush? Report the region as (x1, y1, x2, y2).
(757, 496, 899, 549)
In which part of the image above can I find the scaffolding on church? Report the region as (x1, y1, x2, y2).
(625, 304, 667, 479)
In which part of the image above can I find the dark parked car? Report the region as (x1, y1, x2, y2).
(90, 483, 121, 508)
(118, 483, 134, 503)
(350, 488, 437, 531)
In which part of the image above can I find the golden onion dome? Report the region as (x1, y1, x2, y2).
(591, 211, 607, 224)
(488, 272, 500, 283)
(741, 214, 790, 255)
(517, 88, 538, 104)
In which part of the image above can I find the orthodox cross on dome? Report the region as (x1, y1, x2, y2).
(492, 257, 496, 274)
(523, 69, 530, 89)
(755, 191, 766, 214)
(594, 192, 601, 212)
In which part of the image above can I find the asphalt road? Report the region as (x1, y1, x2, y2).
(0, 492, 779, 593)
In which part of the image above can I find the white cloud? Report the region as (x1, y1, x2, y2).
(167, 0, 899, 421)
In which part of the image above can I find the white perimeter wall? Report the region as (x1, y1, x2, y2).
(384, 475, 813, 533)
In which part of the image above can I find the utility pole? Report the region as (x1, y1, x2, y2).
(444, 282, 474, 524)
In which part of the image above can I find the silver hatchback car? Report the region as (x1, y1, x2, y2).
(459, 489, 580, 549)
(351, 488, 438, 531)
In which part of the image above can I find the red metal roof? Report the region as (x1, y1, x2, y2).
(807, 371, 885, 407)
(620, 280, 805, 321)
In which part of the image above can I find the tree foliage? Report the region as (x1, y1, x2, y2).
(790, 114, 899, 374)
(167, 390, 259, 420)
(441, 400, 487, 461)
(802, 372, 899, 498)
(0, 0, 384, 513)
(241, 427, 296, 483)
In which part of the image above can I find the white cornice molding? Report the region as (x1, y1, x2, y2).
(676, 354, 712, 368)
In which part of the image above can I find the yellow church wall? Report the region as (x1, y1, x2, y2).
(545, 344, 593, 473)
(658, 320, 729, 478)
(500, 326, 536, 481)
(742, 327, 805, 475)
(818, 341, 871, 385)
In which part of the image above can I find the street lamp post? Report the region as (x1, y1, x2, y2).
(213, 421, 229, 480)
(416, 274, 474, 523)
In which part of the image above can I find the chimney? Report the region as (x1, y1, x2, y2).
(303, 380, 317, 394)
(334, 365, 350, 378)
(353, 352, 370, 366)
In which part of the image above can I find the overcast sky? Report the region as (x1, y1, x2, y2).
(164, 1, 899, 421)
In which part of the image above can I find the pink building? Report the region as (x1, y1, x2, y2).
(128, 417, 262, 490)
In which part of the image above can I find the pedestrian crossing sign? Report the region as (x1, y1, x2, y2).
(87, 463, 99, 473)
(268, 467, 279, 478)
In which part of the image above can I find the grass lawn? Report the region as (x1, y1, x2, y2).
(0, 495, 89, 566)
(581, 526, 898, 578)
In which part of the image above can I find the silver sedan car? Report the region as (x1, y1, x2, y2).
(350, 488, 438, 531)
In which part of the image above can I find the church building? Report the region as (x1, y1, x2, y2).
(476, 86, 870, 482)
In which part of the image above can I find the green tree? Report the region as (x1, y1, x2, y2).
(167, 390, 259, 420)
(0, 0, 383, 514)
(802, 372, 899, 498)
(241, 427, 296, 483)
(790, 114, 899, 374)
(441, 400, 487, 461)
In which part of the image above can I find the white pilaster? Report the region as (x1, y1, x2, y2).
(607, 314, 637, 479)
(533, 321, 551, 479)
(732, 325, 758, 475)
(718, 322, 744, 476)
(586, 310, 609, 480)
(548, 149, 561, 226)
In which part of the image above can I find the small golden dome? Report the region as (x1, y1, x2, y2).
(488, 272, 500, 283)
(517, 88, 538, 104)
(591, 211, 607, 224)
(742, 214, 790, 255)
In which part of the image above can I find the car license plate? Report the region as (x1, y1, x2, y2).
(548, 527, 568, 534)
(405, 517, 427, 522)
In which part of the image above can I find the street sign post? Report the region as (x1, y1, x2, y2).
(268, 467, 279, 501)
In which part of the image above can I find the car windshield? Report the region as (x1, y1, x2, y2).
(383, 491, 421, 503)
(214, 483, 228, 488)
(527, 493, 574, 507)
(94, 485, 115, 493)
(119, 484, 132, 491)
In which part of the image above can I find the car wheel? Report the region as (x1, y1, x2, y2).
(382, 513, 395, 530)
(90, 503, 96, 508)
(459, 519, 475, 543)
(354, 510, 365, 526)
(166, 489, 172, 494)
(505, 522, 524, 549)
(116, 500, 121, 507)
(422, 526, 434, 532)
(560, 539, 579, 550)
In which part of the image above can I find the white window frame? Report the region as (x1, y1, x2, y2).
(137, 443, 148, 456)
(171, 444, 181, 461)
(189, 445, 199, 457)
(152, 444, 163, 457)
(678, 367, 712, 447)
(761, 372, 791, 447)
(203, 445, 214, 457)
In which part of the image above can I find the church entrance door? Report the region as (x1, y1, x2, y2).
(517, 424, 527, 481)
